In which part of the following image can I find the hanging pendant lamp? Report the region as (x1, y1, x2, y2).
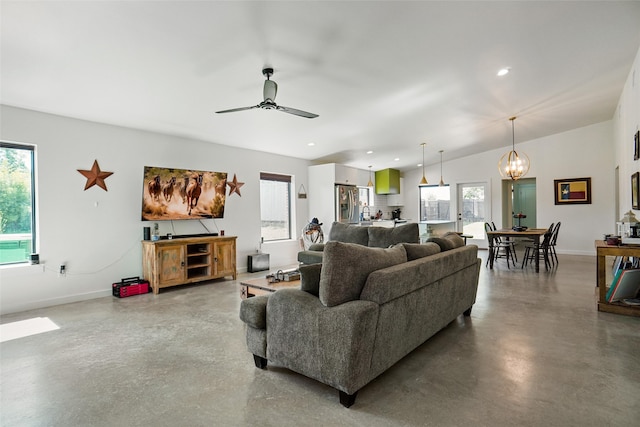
(367, 165, 374, 187)
(498, 116, 530, 180)
(438, 150, 445, 186)
(419, 143, 428, 185)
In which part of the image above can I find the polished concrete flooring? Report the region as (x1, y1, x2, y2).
(1, 251, 639, 426)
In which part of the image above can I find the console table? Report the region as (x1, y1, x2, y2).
(142, 235, 236, 294)
(595, 240, 640, 317)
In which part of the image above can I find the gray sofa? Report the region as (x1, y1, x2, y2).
(297, 221, 420, 264)
(240, 233, 481, 407)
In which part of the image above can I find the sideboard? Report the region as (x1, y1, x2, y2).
(142, 235, 237, 294)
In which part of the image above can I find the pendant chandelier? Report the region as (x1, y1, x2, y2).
(419, 143, 428, 185)
(438, 150, 445, 186)
(367, 165, 374, 187)
(498, 116, 530, 180)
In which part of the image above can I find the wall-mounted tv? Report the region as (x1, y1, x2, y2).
(141, 166, 227, 221)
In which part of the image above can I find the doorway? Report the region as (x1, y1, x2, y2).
(457, 182, 490, 247)
(502, 178, 537, 229)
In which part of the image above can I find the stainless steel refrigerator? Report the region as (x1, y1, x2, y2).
(335, 184, 359, 223)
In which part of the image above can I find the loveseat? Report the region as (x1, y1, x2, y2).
(239, 233, 481, 407)
(297, 221, 420, 264)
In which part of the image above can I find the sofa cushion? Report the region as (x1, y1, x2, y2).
(299, 263, 323, 296)
(319, 241, 407, 307)
(367, 222, 420, 248)
(401, 242, 441, 260)
(329, 222, 369, 246)
(427, 232, 466, 251)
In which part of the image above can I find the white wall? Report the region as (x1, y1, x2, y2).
(0, 106, 309, 314)
(613, 45, 640, 218)
(402, 120, 615, 256)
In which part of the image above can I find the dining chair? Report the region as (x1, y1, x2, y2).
(492, 221, 518, 262)
(521, 224, 554, 270)
(548, 222, 561, 266)
(485, 222, 516, 268)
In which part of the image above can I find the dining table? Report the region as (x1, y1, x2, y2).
(486, 228, 550, 272)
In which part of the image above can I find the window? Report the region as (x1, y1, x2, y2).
(0, 142, 36, 265)
(419, 184, 450, 221)
(260, 172, 292, 241)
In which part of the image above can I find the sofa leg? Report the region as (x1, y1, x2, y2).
(253, 354, 267, 369)
(463, 307, 472, 316)
(339, 390, 357, 408)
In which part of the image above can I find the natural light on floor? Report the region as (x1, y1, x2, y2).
(0, 317, 60, 342)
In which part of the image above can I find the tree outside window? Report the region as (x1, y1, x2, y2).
(0, 142, 35, 264)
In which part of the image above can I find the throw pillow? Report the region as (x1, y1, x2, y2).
(427, 236, 456, 251)
(328, 222, 369, 246)
(401, 242, 441, 260)
(319, 241, 407, 307)
(442, 232, 465, 248)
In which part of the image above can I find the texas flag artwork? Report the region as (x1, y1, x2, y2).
(560, 181, 587, 200)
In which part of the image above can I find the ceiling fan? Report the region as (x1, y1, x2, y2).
(216, 68, 319, 119)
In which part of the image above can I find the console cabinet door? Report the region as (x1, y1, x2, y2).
(214, 239, 236, 278)
(158, 245, 185, 286)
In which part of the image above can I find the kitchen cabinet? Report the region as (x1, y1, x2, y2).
(334, 164, 358, 185)
(142, 235, 237, 294)
(387, 178, 404, 206)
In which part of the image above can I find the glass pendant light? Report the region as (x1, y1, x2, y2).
(367, 165, 374, 187)
(438, 150, 445, 186)
(419, 143, 428, 185)
(498, 116, 530, 180)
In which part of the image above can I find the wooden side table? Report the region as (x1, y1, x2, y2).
(595, 240, 640, 317)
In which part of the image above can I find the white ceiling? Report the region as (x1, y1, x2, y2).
(2, 1, 640, 172)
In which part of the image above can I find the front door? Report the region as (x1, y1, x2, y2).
(457, 182, 490, 248)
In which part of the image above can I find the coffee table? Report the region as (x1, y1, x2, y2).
(239, 277, 301, 299)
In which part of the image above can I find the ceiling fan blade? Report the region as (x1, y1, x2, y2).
(215, 105, 259, 114)
(276, 105, 319, 119)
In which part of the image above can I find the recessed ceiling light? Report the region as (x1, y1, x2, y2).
(366, 150, 373, 154)
(394, 158, 400, 161)
(307, 142, 315, 146)
(417, 163, 423, 167)
(497, 67, 511, 77)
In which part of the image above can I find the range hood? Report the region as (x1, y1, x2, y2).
(375, 168, 400, 194)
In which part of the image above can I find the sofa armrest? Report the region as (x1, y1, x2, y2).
(297, 250, 324, 265)
(308, 243, 326, 251)
(266, 288, 379, 394)
(239, 295, 269, 329)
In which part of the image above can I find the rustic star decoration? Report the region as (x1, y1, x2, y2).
(227, 173, 244, 197)
(77, 160, 113, 191)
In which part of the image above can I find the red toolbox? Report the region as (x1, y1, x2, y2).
(112, 276, 150, 298)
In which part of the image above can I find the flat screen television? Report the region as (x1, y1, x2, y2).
(141, 166, 227, 221)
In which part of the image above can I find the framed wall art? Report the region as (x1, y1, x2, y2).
(554, 177, 591, 205)
(632, 172, 639, 210)
(635, 130, 640, 161)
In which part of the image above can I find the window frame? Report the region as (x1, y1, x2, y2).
(0, 141, 36, 265)
(419, 184, 451, 222)
(259, 172, 292, 242)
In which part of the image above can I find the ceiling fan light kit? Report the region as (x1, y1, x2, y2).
(498, 116, 530, 180)
(216, 67, 318, 119)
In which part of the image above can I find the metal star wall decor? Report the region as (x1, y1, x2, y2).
(77, 160, 113, 191)
(227, 173, 244, 197)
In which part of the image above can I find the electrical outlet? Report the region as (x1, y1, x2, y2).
(59, 264, 66, 276)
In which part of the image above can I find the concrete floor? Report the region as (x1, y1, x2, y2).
(1, 251, 639, 427)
